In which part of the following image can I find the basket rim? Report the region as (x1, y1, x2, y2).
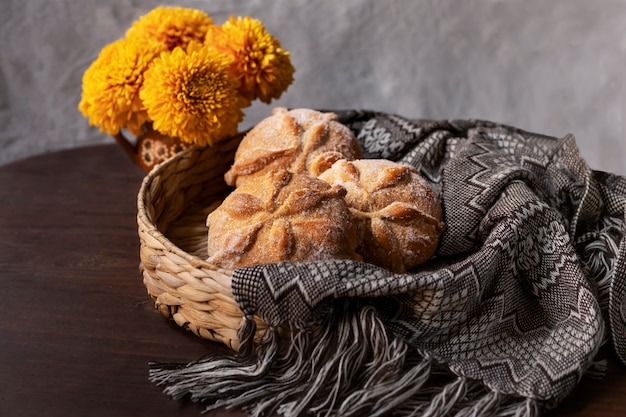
(137, 143, 235, 275)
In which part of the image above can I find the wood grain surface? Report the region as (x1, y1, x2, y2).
(0, 145, 624, 417)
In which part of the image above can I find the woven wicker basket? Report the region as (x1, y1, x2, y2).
(137, 132, 269, 350)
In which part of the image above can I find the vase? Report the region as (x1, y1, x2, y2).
(113, 123, 191, 173)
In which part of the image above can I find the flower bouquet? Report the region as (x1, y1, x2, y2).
(78, 6, 295, 172)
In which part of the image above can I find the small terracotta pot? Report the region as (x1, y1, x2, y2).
(113, 123, 192, 173)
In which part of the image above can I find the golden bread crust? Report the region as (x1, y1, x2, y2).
(319, 159, 445, 273)
(207, 169, 361, 269)
(224, 107, 361, 186)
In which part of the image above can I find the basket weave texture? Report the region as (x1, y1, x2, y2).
(137, 133, 268, 350)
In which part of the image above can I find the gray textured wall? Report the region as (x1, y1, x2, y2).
(1, 0, 625, 174)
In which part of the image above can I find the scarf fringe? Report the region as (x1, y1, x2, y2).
(418, 376, 468, 417)
(149, 300, 542, 416)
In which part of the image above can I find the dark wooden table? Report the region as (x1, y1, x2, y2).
(0, 144, 625, 417)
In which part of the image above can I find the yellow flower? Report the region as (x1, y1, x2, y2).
(140, 43, 246, 146)
(126, 6, 213, 52)
(78, 37, 162, 135)
(206, 16, 295, 103)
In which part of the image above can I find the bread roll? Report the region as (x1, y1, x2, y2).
(207, 168, 361, 269)
(318, 159, 445, 273)
(224, 107, 361, 187)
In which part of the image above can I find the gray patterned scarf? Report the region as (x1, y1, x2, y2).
(150, 111, 626, 416)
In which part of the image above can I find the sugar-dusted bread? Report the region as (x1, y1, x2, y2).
(207, 169, 361, 269)
(318, 159, 445, 273)
(223, 107, 361, 187)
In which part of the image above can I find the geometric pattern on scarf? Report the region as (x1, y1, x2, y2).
(234, 111, 625, 408)
(151, 111, 626, 416)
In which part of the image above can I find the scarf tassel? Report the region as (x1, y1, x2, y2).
(149, 300, 541, 417)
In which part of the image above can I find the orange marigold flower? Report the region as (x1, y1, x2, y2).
(206, 16, 295, 103)
(78, 37, 162, 136)
(126, 6, 213, 51)
(140, 43, 246, 146)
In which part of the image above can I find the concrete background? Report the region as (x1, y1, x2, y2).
(1, 0, 625, 174)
